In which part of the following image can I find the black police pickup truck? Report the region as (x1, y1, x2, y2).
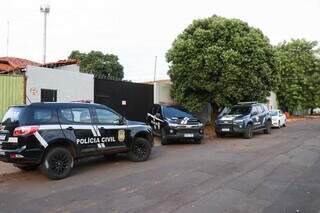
(0, 103, 153, 180)
(215, 102, 272, 139)
(147, 104, 204, 145)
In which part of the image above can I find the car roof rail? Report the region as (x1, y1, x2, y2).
(237, 101, 259, 105)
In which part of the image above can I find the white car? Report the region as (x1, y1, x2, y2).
(271, 110, 287, 128)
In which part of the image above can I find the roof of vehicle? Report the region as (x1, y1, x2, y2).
(28, 102, 105, 108)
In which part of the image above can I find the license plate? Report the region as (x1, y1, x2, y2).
(0, 134, 6, 141)
(0, 151, 5, 155)
(221, 128, 230, 132)
(184, 133, 194, 138)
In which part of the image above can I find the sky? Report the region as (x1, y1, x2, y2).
(0, 0, 319, 82)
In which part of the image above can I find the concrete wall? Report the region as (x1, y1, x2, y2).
(25, 65, 94, 103)
(266, 91, 278, 110)
(57, 64, 80, 72)
(154, 82, 174, 104)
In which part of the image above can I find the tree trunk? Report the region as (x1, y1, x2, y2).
(211, 102, 220, 128)
(310, 108, 314, 115)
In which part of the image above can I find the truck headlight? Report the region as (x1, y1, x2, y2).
(234, 120, 244, 124)
(168, 123, 179, 127)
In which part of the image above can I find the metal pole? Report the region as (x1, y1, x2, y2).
(153, 56, 157, 83)
(43, 12, 47, 63)
(6, 21, 9, 56)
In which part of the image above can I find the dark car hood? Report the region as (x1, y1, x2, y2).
(218, 114, 245, 121)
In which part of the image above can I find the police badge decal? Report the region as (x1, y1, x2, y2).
(118, 130, 125, 142)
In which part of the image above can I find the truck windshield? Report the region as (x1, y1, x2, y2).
(1, 107, 24, 124)
(163, 106, 191, 118)
(227, 106, 251, 115)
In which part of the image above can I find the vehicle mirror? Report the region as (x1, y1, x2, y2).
(251, 111, 258, 116)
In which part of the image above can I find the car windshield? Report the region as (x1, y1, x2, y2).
(227, 105, 252, 115)
(1, 107, 24, 124)
(163, 106, 192, 118)
(271, 111, 279, 116)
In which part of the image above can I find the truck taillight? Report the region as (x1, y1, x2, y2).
(13, 126, 39, 136)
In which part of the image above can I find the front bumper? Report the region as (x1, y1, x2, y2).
(165, 127, 204, 140)
(215, 123, 247, 134)
(272, 120, 279, 127)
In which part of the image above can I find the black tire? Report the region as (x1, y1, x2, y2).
(41, 147, 74, 180)
(14, 164, 39, 171)
(161, 128, 169, 145)
(128, 137, 151, 162)
(104, 153, 118, 160)
(243, 124, 253, 139)
(194, 138, 202, 144)
(264, 120, 272, 134)
(216, 131, 225, 138)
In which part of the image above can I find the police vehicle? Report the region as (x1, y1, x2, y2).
(147, 104, 204, 145)
(0, 103, 153, 180)
(215, 102, 272, 139)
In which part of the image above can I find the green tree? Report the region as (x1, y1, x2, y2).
(275, 39, 320, 114)
(69, 50, 124, 80)
(166, 16, 277, 119)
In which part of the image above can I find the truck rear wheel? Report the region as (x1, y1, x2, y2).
(41, 147, 74, 180)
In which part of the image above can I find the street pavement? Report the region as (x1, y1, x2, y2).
(0, 119, 320, 213)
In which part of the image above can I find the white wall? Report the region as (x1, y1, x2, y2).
(266, 91, 278, 110)
(25, 65, 94, 103)
(154, 82, 174, 104)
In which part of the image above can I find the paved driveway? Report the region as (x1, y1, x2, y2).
(0, 119, 320, 213)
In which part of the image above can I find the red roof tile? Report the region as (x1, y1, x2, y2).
(0, 57, 40, 74)
(41, 59, 79, 68)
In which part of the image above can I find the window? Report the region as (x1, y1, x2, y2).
(96, 108, 120, 124)
(163, 106, 191, 118)
(1, 107, 24, 124)
(256, 105, 263, 114)
(33, 108, 53, 123)
(228, 106, 252, 115)
(41, 89, 57, 102)
(251, 107, 258, 115)
(60, 108, 92, 124)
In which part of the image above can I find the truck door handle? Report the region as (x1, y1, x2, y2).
(66, 126, 74, 130)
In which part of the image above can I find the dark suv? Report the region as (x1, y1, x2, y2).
(147, 104, 204, 145)
(0, 103, 153, 180)
(215, 102, 272, 139)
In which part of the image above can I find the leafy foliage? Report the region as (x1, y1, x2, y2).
(69, 50, 124, 80)
(166, 16, 277, 115)
(275, 39, 320, 113)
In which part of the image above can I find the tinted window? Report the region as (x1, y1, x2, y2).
(60, 108, 92, 124)
(1, 107, 24, 124)
(271, 111, 279, 116)
(251, 107, 258, 115)
(33, 108, 53, 123)
(96, 108, 120, 124)
(163, 106, 191, 118)
(256, 105, 263, 114)
(227, 106, 252, 115)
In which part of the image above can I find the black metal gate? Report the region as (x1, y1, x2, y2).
(94, 79, 154, 122)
